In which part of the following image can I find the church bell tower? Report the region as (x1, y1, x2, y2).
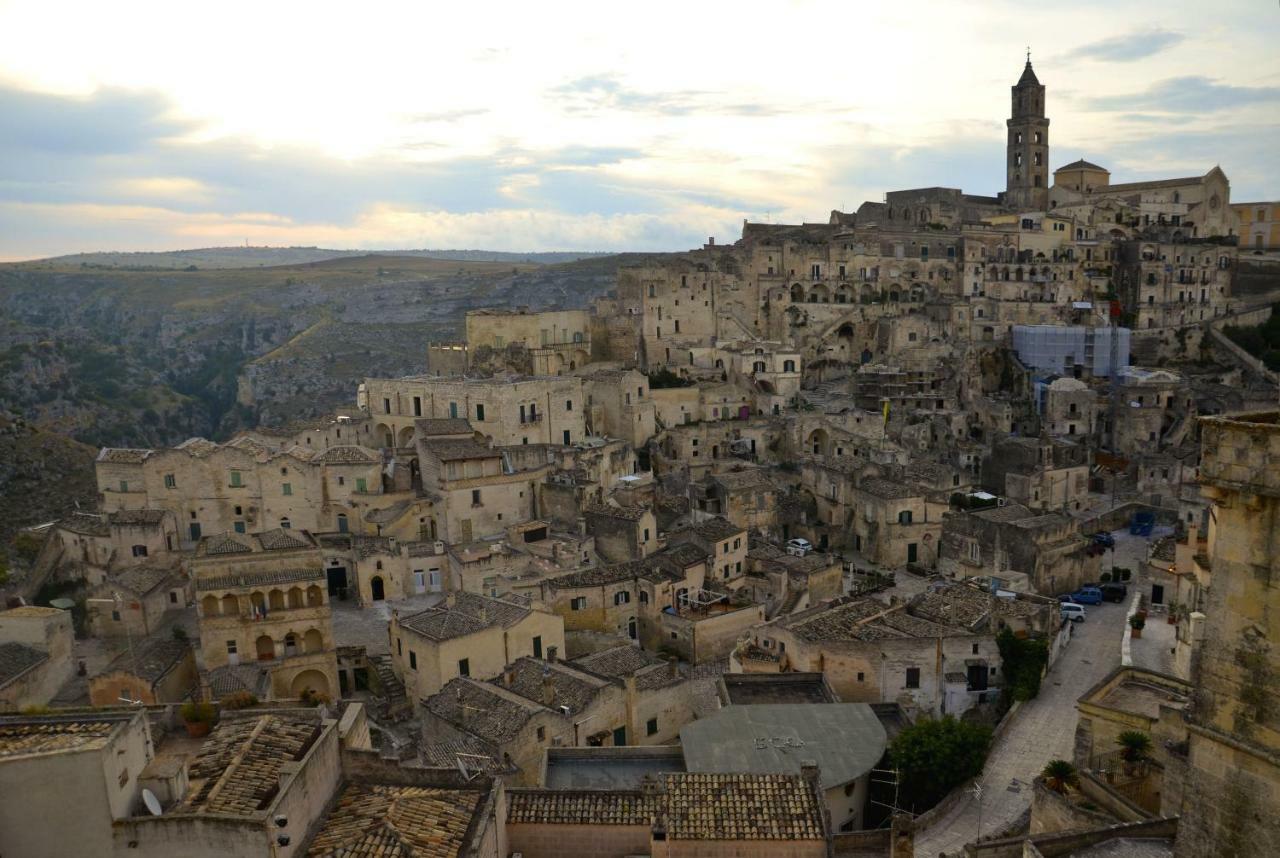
(1006, 52, 1049, 211)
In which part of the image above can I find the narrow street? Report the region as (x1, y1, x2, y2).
(914, 529, 1143, 857)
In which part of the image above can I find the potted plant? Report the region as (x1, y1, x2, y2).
(180, 701, 216, 737)
(1166, 601, 1180, 624)
(1117, 730, 1152, 776)
(1041, 759, 1079, 794)
(1129, 614, 1146, 638)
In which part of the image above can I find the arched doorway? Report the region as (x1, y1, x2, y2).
(290, 669, 331, 700)
(304, 628, 324, 653)
(370, 576, 385, 601)
(256, 635, 276, 661)
(627, 617, 637, 640)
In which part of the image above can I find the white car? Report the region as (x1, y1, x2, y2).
(1060, 603, 1086, 622)
(786, 538, 813, 557)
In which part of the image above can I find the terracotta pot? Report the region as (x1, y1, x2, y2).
(184, 719, 211, 738)
(1167, 614, 1177, 624)
(1130, 627, 1142, 639)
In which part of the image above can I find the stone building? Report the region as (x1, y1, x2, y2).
(465, 307, 592, 375)
(578, 367, 657, 447)
(1039, 376, 1099, 439)
(667, 516, 749, 586)
(361, 374, 585, 448)
(1174, 411, 1280, 857)
(191, 528, 340, 701)
(583, 503, 657, 563)
(937, 501, 1098, 595)
(981, 434, 1090, 512)
(85, 558, 189, 639)
(1232, 200, 1280, 251)
(0, 605, 74, 712)
(570, 644, 692, 746)
(389, 591, 565, 708)
(87, 636, 197, 706)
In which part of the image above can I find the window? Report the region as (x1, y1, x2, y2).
(413, 396, 422, 417)
(647, 718, 659, 736)
(131, 544, 148, 557)
(449, 401, 459, 419)
(571, 597, 587, 611)
(565, 399, 573, 412)
(783, 359, 796, 373)
(337, 476, 344, 486)
(533, 635, 543, 658)
(234, 505, 243, 516)
(280, 517, 291, 529)
(614, 590, 631, 606)
(898, 510, 913, 525)
(120, 479, 130, 493)
(458, 658, 470, 677)
(563, 430, 571, 445)
(234, 521, 246, 534)
(111, 610, 121, 622)
(972, 643, 980, 655)
(383, 397, 391, 413)
(227, 640, 237, 655)
(537, 726, 546, 741)
(164, 474, 176, 489)
(282, 482, 292, 496)
(355, 477, 367, 493)
(409, 651, 417, 669)
(905, 667, 921, 689)
(397, 638, 402, 655)
(229, 470, 242, 488)
(476, 403, 485, 421)
(857, 672, 865, 682)
(967, 540, 980, 563)
(169, 591, 178, 604)
(639, 590, 649, 604)
(472, 489, 482, 506)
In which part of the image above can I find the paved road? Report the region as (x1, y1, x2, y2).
(914, 564, 1128, 856)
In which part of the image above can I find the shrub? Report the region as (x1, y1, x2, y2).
(298, 687, 331, 707)
(1041, 759, 1079, 794)
(1129, 614, 1146, 630)
(220, 691, 258, 711)
(171, 625, 189, 643)
(888, 716, 993, 812)
(180, 701, 216, 724)
(1117, 730, 1152, 762)
(997, 628, 1049, 701)
(1099, 571, 1112, 583)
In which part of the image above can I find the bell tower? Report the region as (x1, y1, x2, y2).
(1006, 50, 1049, 211)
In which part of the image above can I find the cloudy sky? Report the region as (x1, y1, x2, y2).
(1, 0, 1277, 260)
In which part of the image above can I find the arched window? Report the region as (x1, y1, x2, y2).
(279, 517, 291, 530)
(222, 594, 240, 615)
(284, 633, 298, 656)
(268, 589, 285, 610)
(307, 585, 324, 607)
(304, 628, 324, 653)
(201, 595, 219, 617)
(287, 587, 303, 609)
(256, 635, 275, 661)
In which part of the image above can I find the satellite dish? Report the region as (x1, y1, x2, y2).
(142, 788, 163, 817)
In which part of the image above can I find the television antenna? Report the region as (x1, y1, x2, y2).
(869, 766, 905, 816)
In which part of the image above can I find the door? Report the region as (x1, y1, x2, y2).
(967, 664, 988, 691)
(428, 569, 442, 592)
(612, 726, 627, 746)
(413, 571, 426, 594)
(371, 576, 386, 601)
(908, 543, 919, 564)
(460, 519, 473, 543)
(189, 522, 202, 542)
(337, 514, 349, 533)
(326, 566, 348, 597)
(1151, 584, 1165, 605)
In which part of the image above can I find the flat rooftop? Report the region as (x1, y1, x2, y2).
(719, 673, 836, 705)
(543, 746, 686, 790)
(1099, 678, 1190, 720)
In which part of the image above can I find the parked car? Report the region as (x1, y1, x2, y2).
(786, 538, 812, 557)
(1100, 582, 1128, 602)
(1091, 531, 1115, 549)
(1061, 603, 1087, 622)
(1070, 586, 1104, 605)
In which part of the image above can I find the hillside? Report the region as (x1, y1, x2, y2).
(0, 415, 97, 546)
(0, 251, 662, 448)
(26, 246, 615, 271)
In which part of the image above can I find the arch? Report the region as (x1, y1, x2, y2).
(306, 585, 324, 607)
(808, 284, 830, 304)
(627, 616, 637, 640)
(287, 587, 304, 609)
(304, 628, 324, 653)
(397, 426, 415, 448)
(256, 635, 276, 661)
(370, 576, 386, 601)
(268, 589, 285, 610)
(284, 632, 299, 656)
(222, 594, 240, 615)
(808, 428, 830, 457)
(573, 349, 589, 368)
(834, 284, 852, 303)
(790, 283, 804, 302)
(201, 595, 219, 617)
(290, 669, 331, 699)
(374, 423, 393, 448)
(250, 591, 267, 614)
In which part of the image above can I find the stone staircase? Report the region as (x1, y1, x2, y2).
(369, 655, 412, 723)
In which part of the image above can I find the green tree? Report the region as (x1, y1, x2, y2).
(997, 628, 1050, 701)
(1041, 759, 1079, 793)
(888, 716, 993, 812)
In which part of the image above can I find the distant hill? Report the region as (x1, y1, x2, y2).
(24, 246, 617, 271)
(0, 415, 96, 546)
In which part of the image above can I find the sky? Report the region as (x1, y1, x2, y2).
(1, 0, 1278, 260)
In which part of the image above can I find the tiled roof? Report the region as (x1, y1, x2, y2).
(0, 642, 48, 688)
(0, 717, 117, 757)
(413, 417, 475, 436)
(710, 470, 775, 492)
(60, 512, 110, 537)
(183, 715, 320, 815)
(572, 645, 682, 691)
(108, 509, 169, 526)
(663, 772, 824, 841)
(352, 535, 396, 558)
(1057, 158, 1107, 172)
(195, 567, 324, 592)
(109, 561, 182, 596)
(317, 445, 381, 465)
(305, 783, 483, 857)
(97, 447, 152, 463)
(548, 543, 701, 590)
(175, 437, 220, 457)
(100, 637, 191, 685)
(494, 658, 608, 717)
(425, 678, 545, 744)
(418, 736, 508, 774)
(688, 516, 745, 542)
(399, 593, 530, 642)
(856, 478, 920, 500)
(426, 442, 500, 462)
(204, 533, 254, 556)
(583, 503, 650, 522)
(206, 663, 272, 699)
(781, 597, 890, 643)
(258, 527, 312, 551)
(507, 773, 824, 841)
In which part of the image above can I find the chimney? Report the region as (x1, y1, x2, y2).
(503, 666, 515, 687)
(445, 592, 457, 609)
(546, 645, 558, 664)
(541, 665, 556, 706)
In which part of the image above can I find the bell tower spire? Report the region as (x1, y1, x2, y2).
(1006, 52, 1050, 210)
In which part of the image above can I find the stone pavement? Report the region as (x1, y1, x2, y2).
(914, 574, 1128, 856)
